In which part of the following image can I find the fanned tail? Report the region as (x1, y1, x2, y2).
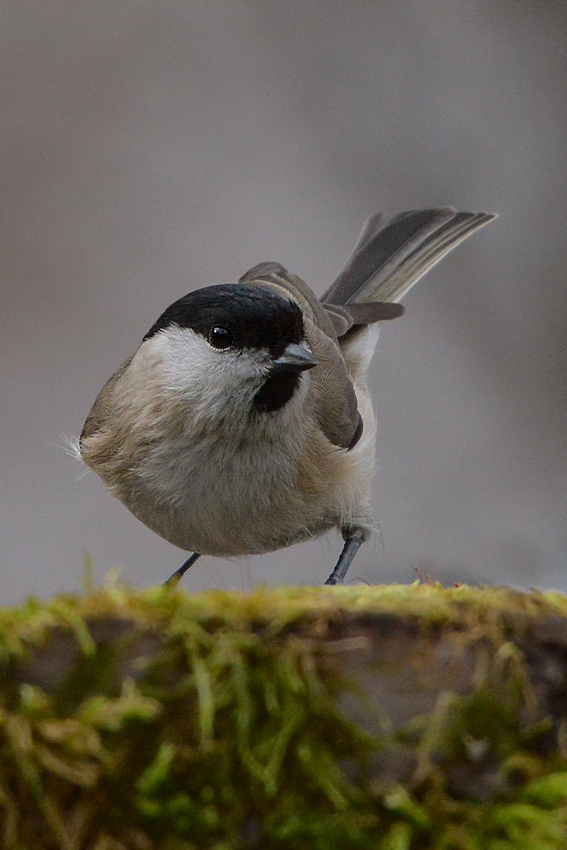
(322, 207, 496, 308)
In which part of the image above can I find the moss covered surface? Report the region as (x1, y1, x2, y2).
(1, 581, 567, 848)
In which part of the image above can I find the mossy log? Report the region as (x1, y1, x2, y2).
(2, 581, 567, 848)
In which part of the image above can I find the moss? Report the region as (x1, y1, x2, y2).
(0, 581, 566, 848)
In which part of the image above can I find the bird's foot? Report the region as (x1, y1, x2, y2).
(164, 552, 201, 587)
(324, 535, 364, 585)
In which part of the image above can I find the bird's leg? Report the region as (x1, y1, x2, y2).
(324, 535, 364, 585)
(164, 552, 201, 587)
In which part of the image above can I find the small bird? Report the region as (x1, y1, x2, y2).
(80, 208, 495, 586)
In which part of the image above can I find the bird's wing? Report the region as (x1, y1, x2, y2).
(238, 263, 362, 449)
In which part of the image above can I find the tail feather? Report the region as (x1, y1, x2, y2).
(322, 208, 496, 307)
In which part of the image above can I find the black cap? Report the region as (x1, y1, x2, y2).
(144, 284, 304, 359)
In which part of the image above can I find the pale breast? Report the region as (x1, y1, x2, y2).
(118, 417, 352, 556)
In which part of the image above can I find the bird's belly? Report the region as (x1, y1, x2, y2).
(158, 488, 331, 557)
(121, 437, 343, 557)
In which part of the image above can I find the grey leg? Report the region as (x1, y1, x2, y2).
(164, 552, 201, 586)
(324, 535, 364, 585)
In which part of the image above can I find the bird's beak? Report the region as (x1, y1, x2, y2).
(270, 342, 317, 376)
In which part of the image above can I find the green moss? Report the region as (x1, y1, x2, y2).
(0, 581, 566, 848)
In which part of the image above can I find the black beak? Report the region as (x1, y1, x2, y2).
(270, 342, 317, 377)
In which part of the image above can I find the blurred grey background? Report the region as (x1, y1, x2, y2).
(2, 1, 566, 603)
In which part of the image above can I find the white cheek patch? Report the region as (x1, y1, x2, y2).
(149, 327, 226, 390)
(139, 326, 268, 400)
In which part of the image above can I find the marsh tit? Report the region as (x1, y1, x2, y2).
(79, 208, 495, 585)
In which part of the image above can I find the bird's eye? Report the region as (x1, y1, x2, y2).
(208, 325, 233, 349)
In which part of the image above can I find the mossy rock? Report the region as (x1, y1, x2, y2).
(2, 580, 567, 848)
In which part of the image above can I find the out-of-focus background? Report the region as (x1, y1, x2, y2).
(2, 1, 566, 603)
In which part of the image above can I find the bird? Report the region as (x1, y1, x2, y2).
(79, 207, 495, 586)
